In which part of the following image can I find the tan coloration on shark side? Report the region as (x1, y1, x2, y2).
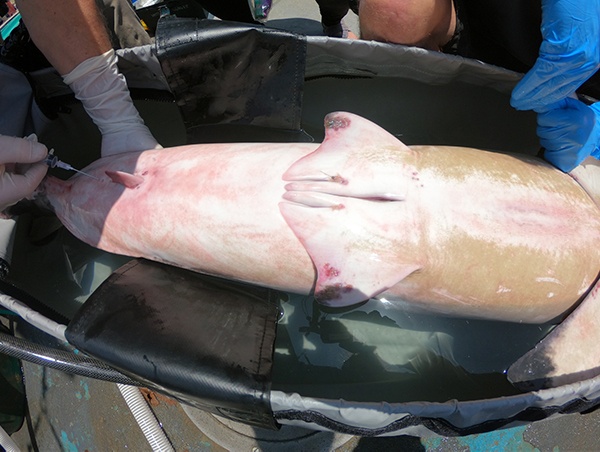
(381, 146, 599, 322)
(281, 113, 600, 322)
(40, 112, 600, 327)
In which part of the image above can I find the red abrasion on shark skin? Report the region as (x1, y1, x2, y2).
(279, 112, 422, 307)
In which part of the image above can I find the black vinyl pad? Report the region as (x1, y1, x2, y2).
(65, 259, 281, 429)
(155, 17, 307, 143)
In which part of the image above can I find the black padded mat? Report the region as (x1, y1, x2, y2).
(65, 259, 281, 429)
(155, 17, 308, 143)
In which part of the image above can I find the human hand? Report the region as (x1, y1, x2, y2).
(61, 49, 162, 158)
(0, 135, 49, 211)
(510, 0, 600, 112)
(101, 124, 162, 158)
(537, 98, 600, 172)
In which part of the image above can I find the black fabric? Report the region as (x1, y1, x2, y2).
(0, 21, 50, 73)
(155, 17, 307, 143)
(65, 259, 281, 429)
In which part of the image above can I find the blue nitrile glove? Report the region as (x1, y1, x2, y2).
(511, 0, 600, 112)
(538, 98, 600, 172)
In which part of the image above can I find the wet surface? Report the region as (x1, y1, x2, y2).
(8, 356, 600, 451)
(4, 1, 600, 449)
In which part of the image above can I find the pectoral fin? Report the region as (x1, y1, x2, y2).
(280, 112, 421, 307)
(508, 277, 600, 390)
(280, 196, 420, 306)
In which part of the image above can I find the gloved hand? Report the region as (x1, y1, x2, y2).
(537, 97, 600, 172)
(63, 49, 162, 157)
(0, 135, 48, 211)
(510, 0, 600, 112)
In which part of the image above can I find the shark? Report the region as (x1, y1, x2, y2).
(37, 111, 600, 390)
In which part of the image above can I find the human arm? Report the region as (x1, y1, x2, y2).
(510, 0, 600, 112)
(16, 0, 112, 75)
(0, 136, 48, 211)
(16, 0, 160, 156)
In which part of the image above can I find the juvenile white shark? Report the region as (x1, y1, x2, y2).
(39, 111, 600, 322)
(38, 111, 600, 388)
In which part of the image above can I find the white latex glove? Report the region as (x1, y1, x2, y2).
(63, 49, 162, 157)
(0, 135, 48, 211)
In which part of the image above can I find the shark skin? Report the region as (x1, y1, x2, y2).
(39, 112, 600, 330)
(508, 278, 600, 390)
(508, 157, 600, 390)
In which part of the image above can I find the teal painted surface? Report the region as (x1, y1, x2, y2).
(60, 430, 79, 452)
(0, 13, 21, 40)
(75, 380, 91, 401)
(422, 425, 541, 451)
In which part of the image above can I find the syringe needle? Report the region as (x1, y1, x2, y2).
(54, 160, 101, 181)
(67, 166, 101, 181)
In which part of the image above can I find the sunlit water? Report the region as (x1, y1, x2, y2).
(9, 220, 553, 404)
(6, 70, 551, 404)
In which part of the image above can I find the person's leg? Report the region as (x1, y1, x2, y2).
(315, 0, 356, 37)
(315, 0, 349, 27)
(200, 0, 257, 23)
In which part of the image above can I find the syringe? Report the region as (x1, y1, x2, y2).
(44, 153, 100, 180)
